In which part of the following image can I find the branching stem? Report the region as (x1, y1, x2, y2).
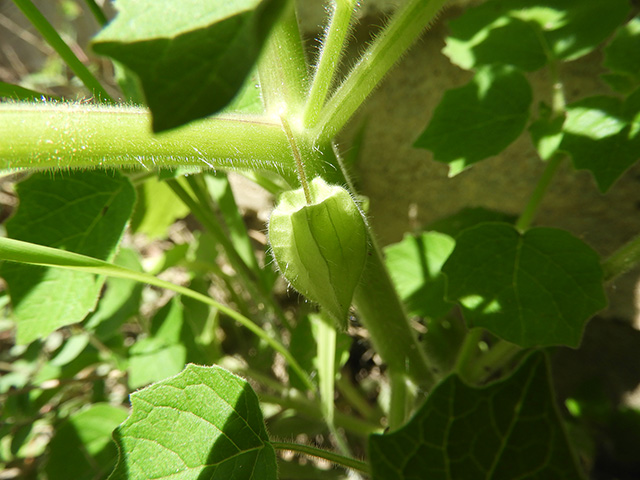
(315, 0, 449, 143)
(602, 232, 640, 282)
(302, 0, 356, 128)
(281, 114, 311, 203)
(515, 154, 564, 232)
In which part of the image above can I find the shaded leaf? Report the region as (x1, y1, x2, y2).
(0, 82, 59, 101)
(92, 0, 285, 131)
(384, 232, 455, 319)
(0, 171, 135, 344)
(443, 0, 630, 71)
(128, 297, 187, 389)
(369, 352, 585, 480)
(110, 364, 276, 480)
(560, 92, 640, 192)
(130, 177, 190, 239)
(445, 13, 547, 72)
(442, 223, 606, 348)
(45, 404, 128, 480)
(414, 66, 532, 175)
(428, 207, 516, 238)
(602, 17, 640, 94)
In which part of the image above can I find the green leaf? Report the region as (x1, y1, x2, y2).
(442, 223, 606, 348)
(602, 17, 640, 94)
(443, 0, 630, 71)
(110, 364, 276, 480)
(560, 93, 640, 192)
(369, 352, 585, 480)
(428, 207, 516, 237)
(384, 232, 455, 319)
(444, 10, 547, 72)
(0, 82, 59, 101)
(92, 0, 286, 132)
(0, 171, 135, 344)
(529, 113, 566, 161)
(45, 404, 129, 480)
(415, 66, 532, 175)
(84, 248, 144, 340)
(130, 177, 190, 239)
(128, 297, 187, 389)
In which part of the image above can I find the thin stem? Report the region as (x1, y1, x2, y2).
(387, 371, 407, 430)
(0, 103, 296, 182)
(0, 236, 315, 391)
(12, 0, 113, 102)
(82, 0, 108, 26)
(315, 312, 352, 457)
(353, 231, 437, 389)
(272, 441, 371, 475)
(336, 373, 381, 423)
(281, 115, 311, 202)
(302, 0, 356, 128)
(464, 340, 522, 385)
(315, 0, 449, 143)
(515, 154, 564, 232)
(454, 328, 484, 379)
(259, 392, 381, 436)
(602, 232, 640, 282)
(166, 178, 292, 330)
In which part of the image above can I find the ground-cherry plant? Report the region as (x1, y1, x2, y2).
(1, 0, 640, 479)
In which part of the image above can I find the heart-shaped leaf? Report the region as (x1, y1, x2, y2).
(110, 364, 276, 480)
(442, 223, 606, 348)
(414, 66, 532, 176)
(369, 352, 584, 479)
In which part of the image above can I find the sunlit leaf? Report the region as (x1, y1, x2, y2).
(442, 223, 606, 348)
(560, 92, 640, 192)
(110, 364, 276, 480)
(414, 66, 531, 175)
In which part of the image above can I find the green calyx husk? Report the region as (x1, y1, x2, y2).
(268, 177, 367, 328)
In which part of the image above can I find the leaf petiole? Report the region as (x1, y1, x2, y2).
(272, 441, 371, 475)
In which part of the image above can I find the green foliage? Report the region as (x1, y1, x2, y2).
(0, 171, 135, 344)
(442, 223, 606, 348)
(110, 365, 276, 480)
(414, 66, 532, 175)
(1, 0, 639, 479)
(45, 404, 129, 480)
(602, 17, 640, 93)
(92, 0, 285, 131)
(384, 231, 455, 319)
(560, 91, 640, 192)
(369, 353, 584, 480)
(442, 0, 631, 69)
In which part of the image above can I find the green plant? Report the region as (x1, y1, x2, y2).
(1, 0, 640, 478)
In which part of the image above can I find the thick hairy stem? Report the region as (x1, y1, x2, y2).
(0, 103, 296, 182)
